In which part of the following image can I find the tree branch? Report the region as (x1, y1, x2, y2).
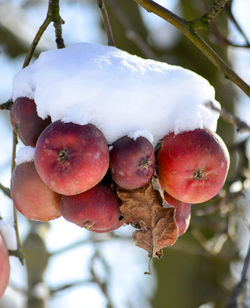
(190, 0, 230, 30)
(226, 242, 250, 307)
(97, 0, 115, 46)
(0, 183, 11, 198)
(206, 101, 250, 132)
(132, 0, 250, 97)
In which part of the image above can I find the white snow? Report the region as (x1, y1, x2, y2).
(0, 219, 17, 250)
(12, 42, 220, 146)
(15, 146, 35, 165)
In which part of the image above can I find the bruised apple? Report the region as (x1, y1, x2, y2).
(10, 161, 61, 221)
(10, 97, 51, 147)
(0, 234, 10, 299)
(157, 129, 229, 204)
(110, 136, 155, 190)
(60, 184, 123, 233)
(34, 121, 109, 196)
(164, 192, 191, 236)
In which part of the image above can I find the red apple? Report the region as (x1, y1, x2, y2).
(110, 136, 155, 190)
(10, 97, 51, 147)
(157, 129, 229, 204)
(0, 234, 10, 299)
(34, 121, 109, 196)
(164, 192, 191, 236)
(10, 161, 61, 221)
(61, 184, 122, 232)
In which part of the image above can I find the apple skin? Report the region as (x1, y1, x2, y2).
(34, 121, 109, 196)
(0, 234, 10, 299)
(157, 129, 230, 204)
(110, 136, 155, 190)
(164, 192, 191, 236)
(60, 184, 123, 233)
(10, 161, 61, 221)
(10, 97, 51, 147)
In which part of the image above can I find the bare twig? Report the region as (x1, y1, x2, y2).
(0, 183, 11, 198)
(11, 132, 24, 265)
(132, 0, 250, 97)
(190, 0, 230, 30)
(48, 0, 65, 49)
(23, 0, 65, 67)
(97, 0, 115, 46)
(0, 99, 13, 110)
(225, 2, 250, 46)
(206, 101, 250, 132)
(90, 250, 114, 308)
(107, 0, 156, 59)
(225, 242, 250, 307)
(211, 22, 250, 48)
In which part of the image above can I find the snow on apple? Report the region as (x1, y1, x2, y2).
(12, 42, 220, 146)
(10, 42, 230, 258)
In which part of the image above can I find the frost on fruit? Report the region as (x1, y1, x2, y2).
(118, 181, 178, 258)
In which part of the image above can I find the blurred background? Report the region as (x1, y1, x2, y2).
(0, 0, 249, 307)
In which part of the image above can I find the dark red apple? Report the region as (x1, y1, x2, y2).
(164, 192, 191, 236)
(110, 136, 155, 190)
(0, 234, 10, 299)
(157, 129, 229, 204)
(34, 121, 109, 196)
(60, 184, 123, 233)
(10, 161, 61, 221)
(10, 97, 51, 146)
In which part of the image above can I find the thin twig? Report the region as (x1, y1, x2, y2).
(90, 250, 114, 308)
(23, 0, 65, 67)
(0, 183, 11, 198)
(211, 22, 250, 48)
(0, 100, 13, 110)
(48, 0, 65, 49)
(132, 0, 250, 97)
(107, 0, 157, 58)
(11, 132, 24, 265)
(190, 0, 230, 30)
(206, 101, 250, 132)
(225, 2, 250, 46)
(225, 242, 250, 307)
(97, 0, 115, 46)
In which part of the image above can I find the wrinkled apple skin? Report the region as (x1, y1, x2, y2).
(61, 184, 123, 232)
(0, 234, 10, 299)
(164, 192, 191, 236)
(10, 161, 61, 221)
(34, 121, 109, 196)
(157, 129, 230, 204)
(10, 97, 51, 147)
(110, 136, 155, 190)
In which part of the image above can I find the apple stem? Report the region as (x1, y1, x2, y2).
(58, 149, 69, 163)
(193, 169, 205, 181)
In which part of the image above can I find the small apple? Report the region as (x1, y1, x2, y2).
(157, 129, 229, 203)
(61, 184, 123, 232)
(10, 161, 61, 221)
(0, 234, 10, 299)
(164, 192, 191, 236)
(110, 136, 155, 190)
(34, 121, 109, 196)
(10, 97, 51, 146)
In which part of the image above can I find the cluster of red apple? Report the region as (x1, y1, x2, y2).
(9, 97, 230, 236)
(0, 96, 230, 300)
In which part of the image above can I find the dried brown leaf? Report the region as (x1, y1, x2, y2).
(117, 181, 178, 258)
